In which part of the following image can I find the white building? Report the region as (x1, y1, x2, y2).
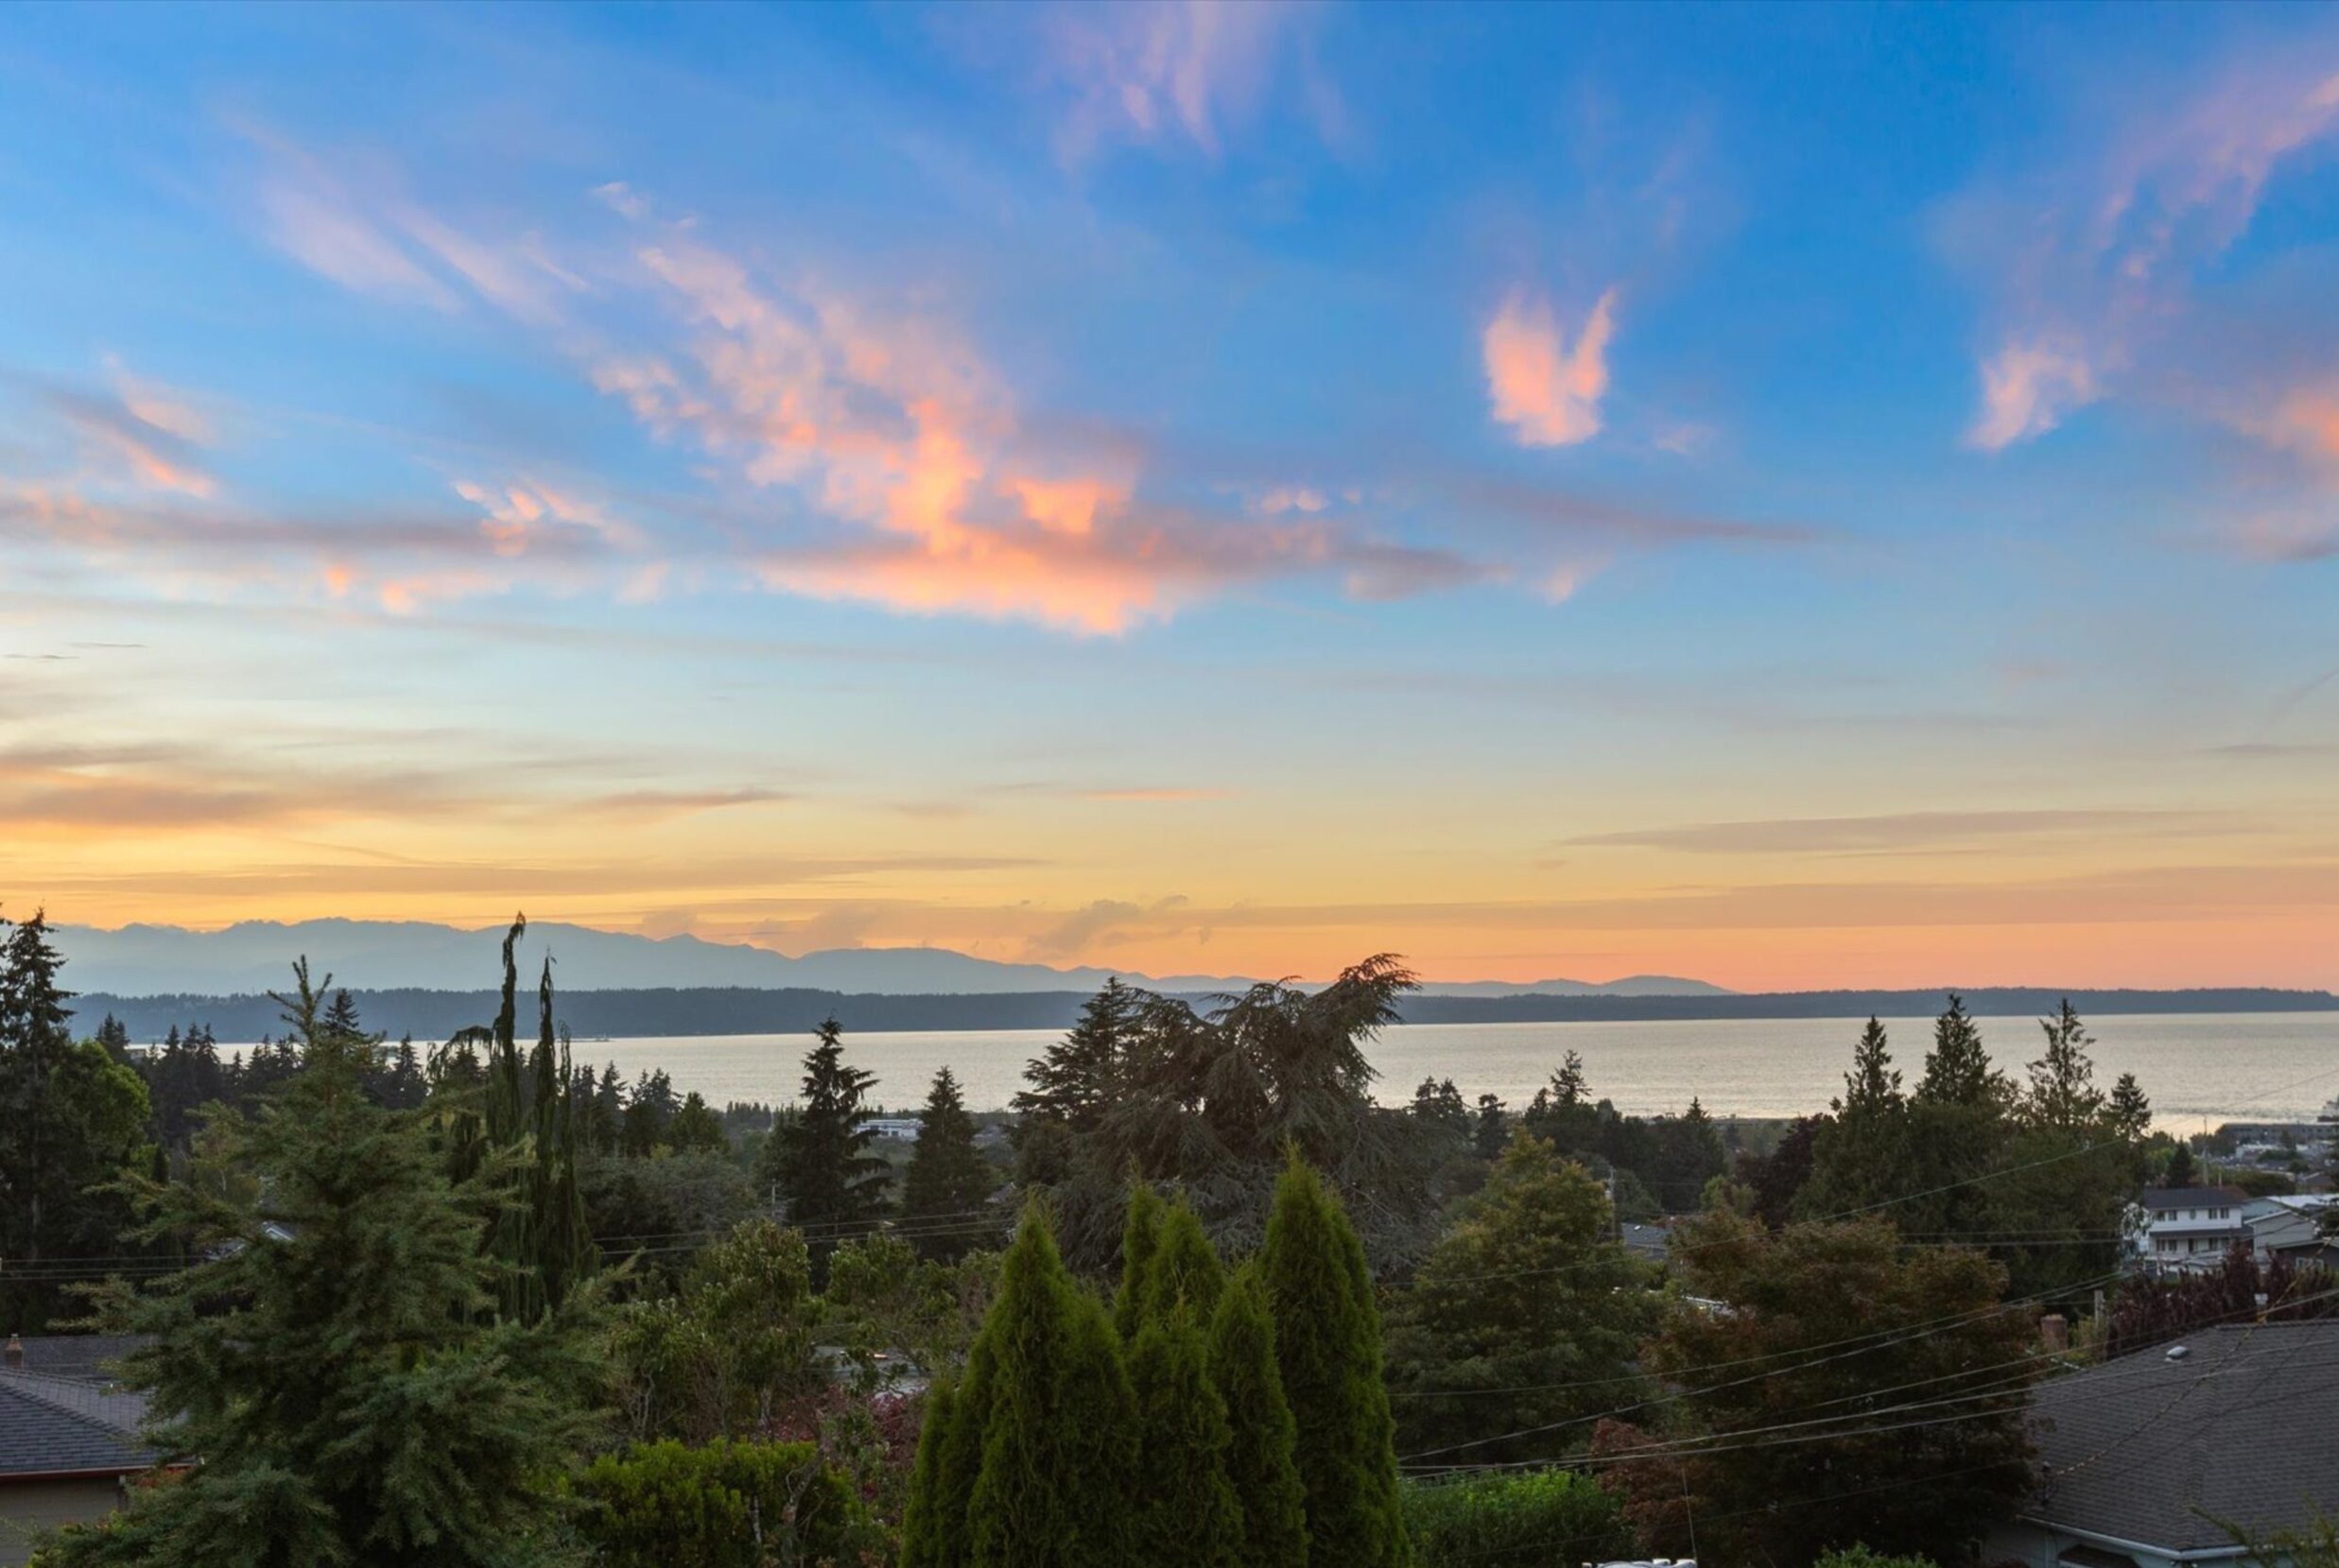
(2127, 1185, 2250, 1271)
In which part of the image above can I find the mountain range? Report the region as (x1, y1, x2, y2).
(49, 919, 1732, 1001)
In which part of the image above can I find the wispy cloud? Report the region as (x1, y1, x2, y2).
(43, 379, 217, 497)
(245, 123, 580, 323)
(1020, 0, 1341, 164)
(1949, 54, 2339, 453)
(1566, 808, 2226, 856)
(1483, 288, 1620, 448)
(593, 205, 1475, 631)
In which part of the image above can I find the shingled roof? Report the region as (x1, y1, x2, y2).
(2024, 1320, 2339, 1553)
(0, 1372, 154, 1480)
(4, 1335, 151, 1385)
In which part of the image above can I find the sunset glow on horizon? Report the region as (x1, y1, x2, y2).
(3, 3, 2336, 991)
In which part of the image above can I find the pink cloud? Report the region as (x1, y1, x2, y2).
(601, 219, 1367, 632)
(245, 126, 579, 323)
(1482, 288, 1620, 449)
(1952, 58, 2339, 450)
(1966, 337, 2100, 452)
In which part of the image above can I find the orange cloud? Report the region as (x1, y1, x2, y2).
(1483, 288, 1619, 448)
(604, 220, 1341, 632)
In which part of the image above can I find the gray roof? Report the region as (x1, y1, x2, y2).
(6, 1335, 151, 1385)
(2138, 1186, 2248, 1212)
(2025, 1320, 2339, 1552)
(0, 1373, 154, 1479)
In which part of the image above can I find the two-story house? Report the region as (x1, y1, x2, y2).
(2128, 1185, 2250, 1271)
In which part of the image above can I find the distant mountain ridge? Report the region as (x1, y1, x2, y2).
(49, 919, 1730, 1002)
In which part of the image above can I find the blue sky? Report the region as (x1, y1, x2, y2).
(1, 2, 2334, 989)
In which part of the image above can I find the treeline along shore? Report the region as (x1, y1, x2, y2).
(76, 981, 2339, 1043)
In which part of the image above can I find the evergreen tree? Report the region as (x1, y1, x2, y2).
(904, 1066, 997, 1262)
(1128, 1313, 1245, 1568)
(95, 1012, 130, 1057)
(666, 1091, 729, 1154)
(1649, 1096, 1728, 1213)
(43, 962, 600, 1568)
(321, 987, 364, 1042)
(1387, 1130, 1655, 1465)
(1797, 1018, 1912, 1222)
(764, 1018, 889, 1275)
(1258, 1157, 1408, 1568)
(962, 1206, 1136, 1568)
(1014, 977, 1138, 1130)
(1140, 1197, 1228, 1327)
(1471, 1094, 1509, 1162)
(900, 1379, 963, 1568)
(1902, 996, 2010, 1242)
(2108, 1072, 2152, 1143)
(2165, 1138, 2198, 1187)
(2023, 999, 2105, 1133)
(621, 1068, 676, 1156)
(0, 910, 151, 1332)
(0, 909, 77, 1275)
(1207, 1266, 1309, 1568)
(1115, 1176, 1168, 1340)
(447, 922, 591, 1319)
(1915, 993, 1999, 1108)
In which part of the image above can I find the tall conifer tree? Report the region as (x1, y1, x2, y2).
(1140, 1196, 1228, 1325)
(1115, 1176, 1168, 1340)
(1208, 1266, 1309, 1568)
(767, 1018, 889, 1276)
(904, 1066, 996, 1261)
(1129, 1313, 1245, 1568)
(1257, 1157, 1408, 1568)
(962, 1206, 1135, 1568)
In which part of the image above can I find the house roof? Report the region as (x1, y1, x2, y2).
(5, 1335, 151, 1385)
(2025, 1320, 2339, 1552)
(2138, 1186, 2248, 1212)
(0, 1372, 153, 1480)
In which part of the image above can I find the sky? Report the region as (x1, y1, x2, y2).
(1, 1, 2336, 992)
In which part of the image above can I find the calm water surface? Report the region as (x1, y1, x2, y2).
(581, 1012, 2339, 1131)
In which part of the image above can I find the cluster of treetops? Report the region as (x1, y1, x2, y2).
(7, 905, 2335, 1568)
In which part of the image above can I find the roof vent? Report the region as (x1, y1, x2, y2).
(2166, 1344, 2191, 1361)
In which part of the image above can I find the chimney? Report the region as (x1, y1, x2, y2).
(5, 1333, 22, 1370)
(2038, 1313, 2069, 1353)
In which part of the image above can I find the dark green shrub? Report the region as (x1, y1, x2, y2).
(1399, 1470, 1630, 1568)
(572, 1438, 858, 1567)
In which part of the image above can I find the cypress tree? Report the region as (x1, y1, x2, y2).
(900, 1380, 960, 1568)
(1208, 1265, 1309, 1568)
(963, 1205, 1135, 1568)
(443, 919, 591, 1318)
(1129, 1313, 1245, 1568)
(1115, 1176, 1168, 1339)
(1257, 1157, 1408, 1568)
(904, 1066, 997, 1261)
(1141, 1196, 1227, 1326)
(925, 1335, 996, 1568)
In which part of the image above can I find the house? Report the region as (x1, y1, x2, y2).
(1989, 1320, 2339, 1568)
(2128, 1186, 2250, 1271)
(2243, 1195, 2339, 1266)
(0, 1370, 157, 1567)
